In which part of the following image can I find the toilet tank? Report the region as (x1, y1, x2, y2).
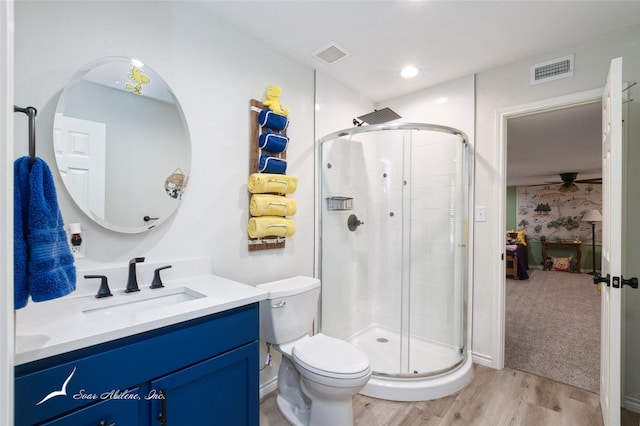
(255, 276, 321, 344)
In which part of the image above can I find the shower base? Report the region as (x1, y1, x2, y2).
(347, 325, 474, 401)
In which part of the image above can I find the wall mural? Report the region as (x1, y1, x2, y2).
(516, 183, 602, 244)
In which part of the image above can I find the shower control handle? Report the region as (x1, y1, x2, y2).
(348, 214, 364, 232)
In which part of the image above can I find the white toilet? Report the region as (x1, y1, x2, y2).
(257, 276, 371, 426)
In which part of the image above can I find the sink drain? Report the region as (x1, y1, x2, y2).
(376, 337, 389, 343)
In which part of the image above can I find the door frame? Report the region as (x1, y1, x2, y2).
(495, 88, 603, 370)
(0, 1, 14, 425)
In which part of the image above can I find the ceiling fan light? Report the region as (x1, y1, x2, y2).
(558, 183, 579, 193)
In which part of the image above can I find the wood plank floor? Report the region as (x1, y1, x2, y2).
(260, 364, 607, 425)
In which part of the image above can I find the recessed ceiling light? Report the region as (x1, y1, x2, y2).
(436, 97, 448, 104)
(400, 66, 419, 78)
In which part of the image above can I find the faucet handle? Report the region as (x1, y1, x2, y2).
(125, 257, 145, 293)
(85, 275, 112, 298)
(150, 265, 172, 289)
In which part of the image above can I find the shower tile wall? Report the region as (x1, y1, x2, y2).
(321, 135, 379, 339)
(322, 130, 463, 349)
(374, 132, 404, 333)
(374, 131, 461, 345)
(408, 132, 463, 347)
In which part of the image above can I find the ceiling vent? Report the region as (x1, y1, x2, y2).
(312, 42, 350, 64)
(530, 55, 574, 85)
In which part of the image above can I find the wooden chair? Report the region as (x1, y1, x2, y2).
(506, 251, 519, 279)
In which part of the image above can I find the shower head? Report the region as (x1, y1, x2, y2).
(355, 107, 402, 125)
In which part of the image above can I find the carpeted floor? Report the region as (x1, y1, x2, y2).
(505, 269, 601, 393)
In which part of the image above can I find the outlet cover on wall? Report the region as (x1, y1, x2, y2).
(475, 206, 487, 222)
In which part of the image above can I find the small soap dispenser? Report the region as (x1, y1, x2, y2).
(69, 223, 85, 259)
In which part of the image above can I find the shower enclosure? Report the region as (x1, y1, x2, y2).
(318, 123, 473, 401)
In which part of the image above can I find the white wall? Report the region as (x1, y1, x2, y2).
(14, 1, 315, 285)
(13, 1, 315, 396)
(314, 72, 375, 338)
(315, 72, 375, 144)
(382, 75, 475, 130)
(474, 24, 640, 404)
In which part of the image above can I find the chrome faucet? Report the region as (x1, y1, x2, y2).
(125, 257, 145, 293)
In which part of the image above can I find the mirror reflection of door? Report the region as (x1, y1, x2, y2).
(53, 57, 191, 233)
(53, 114, 106, 220)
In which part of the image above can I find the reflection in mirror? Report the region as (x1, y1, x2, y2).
(53, 57, 191, 233)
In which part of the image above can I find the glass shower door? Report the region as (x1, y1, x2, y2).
(320, 131, 406, 376)
(406, 130, 467, 375)
(320, 125, 468, 378)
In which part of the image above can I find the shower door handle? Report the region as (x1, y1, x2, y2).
(347, 214, 364, 232)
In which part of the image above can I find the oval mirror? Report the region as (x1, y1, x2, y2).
(53, 57, 191, 233)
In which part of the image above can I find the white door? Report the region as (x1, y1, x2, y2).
(600, 57, 623, 426)
(53, 114, 106, 220)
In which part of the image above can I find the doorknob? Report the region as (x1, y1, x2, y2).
(593, 273, 638, 289)
(347, 214, 364, 232)
(593, 273, 610, 286)
(622, 276, 639, 289)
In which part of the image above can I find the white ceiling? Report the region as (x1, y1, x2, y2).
(507, 101, 603, 186)
(204, 1, 640, 102)
(201, 1, 640, 184)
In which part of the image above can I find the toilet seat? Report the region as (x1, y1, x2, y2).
(292, 333, 371, 380)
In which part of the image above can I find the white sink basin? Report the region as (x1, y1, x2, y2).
(81, 287, 206, 319)
(15, 268, 269, 366)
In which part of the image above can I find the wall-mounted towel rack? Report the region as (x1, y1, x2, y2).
(14, 105, 38, 163)
(248, 99, 289, 251)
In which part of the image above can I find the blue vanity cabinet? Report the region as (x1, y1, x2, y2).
(41, 388, 144, 425)
(150, 342, 258, 425)
(15, 303, 260, 426)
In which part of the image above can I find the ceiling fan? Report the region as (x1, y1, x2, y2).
(548, 172, 602, 193)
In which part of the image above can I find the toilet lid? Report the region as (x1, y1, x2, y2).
(292, 334, 370, 379)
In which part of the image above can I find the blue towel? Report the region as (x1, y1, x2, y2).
(258, 108, 289, 131)
(258, 154, 287, 174)
(14, 156, 76, 308)
(13, 157, 30, 309)
(258, 130, 289, 153)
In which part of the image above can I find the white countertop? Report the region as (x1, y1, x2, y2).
(15, 273, 268, 365)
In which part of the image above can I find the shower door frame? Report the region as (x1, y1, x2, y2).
(317, 122, 471, 379)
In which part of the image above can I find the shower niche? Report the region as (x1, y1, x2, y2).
(318, 123, 473, 401)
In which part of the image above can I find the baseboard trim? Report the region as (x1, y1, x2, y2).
(260, 377, 278, 400)
(472, 351, 494, 368)
(624, 395, 640, 413)
(260, 352, 498, 399)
